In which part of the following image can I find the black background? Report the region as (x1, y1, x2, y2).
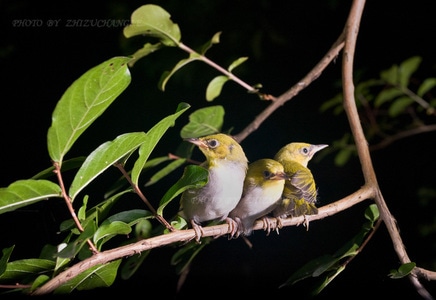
(1, 1, 435, 298)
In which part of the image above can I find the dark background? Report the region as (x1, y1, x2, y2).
(1, 0, 435, 298)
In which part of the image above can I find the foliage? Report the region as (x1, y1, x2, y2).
(0, 4, 257, 294)
(321, 56, 436, 166)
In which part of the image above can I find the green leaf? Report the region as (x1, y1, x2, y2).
(0, 180, 62, 215)
(398, 56, 421, 87)
(228, 57, 248, 73)
(280, 254, 334, 286)
(206, 75, 229, 101)
(121, 250, 151, 280)
(54, 259, 121, 293)
(380, 64, 399, 85)
(280, 205, 377, 292)
(199, 32, 221, 55)
(57, 221, 96, 259)
(0, 246, 14, 276)
(93, 221, 132, 249)
(60, 190, 130, 233)
(364, 203, 379, 223)
(47, 57, 131, 165)
(69, 132, 147, 201)
(31, 274, 50, 291)
(77, 195, 89, 222)
(388, 96, 414, 117)
(158, 54, 201, 91)
(311, 265, 346, 295)
(102, 209, 153, 226)
(319, 94, 343, 114)
(180, 105, 224, 138)
(157, 165, 208, 217)
(417, 77, 436, 97)
(127, 42, 163, 67)
(144, 158, 186, 187)
(123, 4, 181, 47)
(374, 88, 403, 107)
(389, 262, 416, 279)
(171, 238, 212, 275)
(0, 259, 55, 281)
(334, 148, 352, 167)
(31, 157, 86, 180)
(131, 102, 190, 185)
(104, 156, 171, 198)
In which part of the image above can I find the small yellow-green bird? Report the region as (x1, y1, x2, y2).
(229, 158, 288, 238)
(272, 142, 328, 222)
(179, 133, 248, 242)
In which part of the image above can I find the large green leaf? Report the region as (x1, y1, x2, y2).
(123, 4, 181, 46)
(131, 102, 190, 185)
(180, 105, 224, 138)
(0, 180, 62, 215)
(47, 57, 131, 165)
(53, 259, 121, 293)
(69, 132, 147, 201)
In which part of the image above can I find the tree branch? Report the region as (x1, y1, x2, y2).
(31, 187, 371, 296)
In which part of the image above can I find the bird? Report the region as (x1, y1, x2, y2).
(178, 133, 248, 242)
(228, 158, 288, 238)
(272, 142, 328, 228)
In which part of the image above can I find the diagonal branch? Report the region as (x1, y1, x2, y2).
(234, 31, 345, 143)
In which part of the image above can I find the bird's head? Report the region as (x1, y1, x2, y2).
(274, 142, 328, 167)
(246, 158, 289, 187)
(185, 133, 248, 167)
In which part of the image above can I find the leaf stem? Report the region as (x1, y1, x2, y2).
(178, 42, 258, 93)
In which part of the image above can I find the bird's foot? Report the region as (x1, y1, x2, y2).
(213, 217, 238, 240)
(191, 220, 204, 243)
(303, 215, 310, 231)
(272, 217, 284, 235)
(261, 216, 275, 236)
(227, 217, 242, 239)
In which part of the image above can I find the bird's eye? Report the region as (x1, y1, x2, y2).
(263, 171, 271, 178)
(302, 147, 309, 155)
(207, 139, 219, 148)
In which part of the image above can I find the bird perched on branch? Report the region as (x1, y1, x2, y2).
(229, 158, 288, 238)
(179, 133, 248, 242)
(272, 142, 328, 228)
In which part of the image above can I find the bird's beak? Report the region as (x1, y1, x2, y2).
(271, 171, 290, 181)
(185, 137, 208, 149)
(310, 144, 328, 156)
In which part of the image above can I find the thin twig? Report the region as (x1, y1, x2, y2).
(114, 162, 175, 232)
(53, 161, 99, 254)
